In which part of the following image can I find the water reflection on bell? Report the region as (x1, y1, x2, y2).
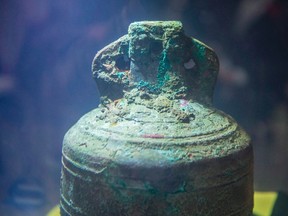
(60, 21, 253, 216)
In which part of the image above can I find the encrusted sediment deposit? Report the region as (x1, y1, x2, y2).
(60, 21, 253, 216)
(92, 21, 218, 105)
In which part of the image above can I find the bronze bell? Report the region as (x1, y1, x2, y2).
(60, 21, 253, 216)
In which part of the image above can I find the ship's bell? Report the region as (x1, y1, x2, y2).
(60, 21, 253, 216)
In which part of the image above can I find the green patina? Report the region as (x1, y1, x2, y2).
(193, 40, 208, 73)
(116, 71, 126, 79)
(157, 50, 171, 87)
(136, 49, 172, 93)
(144, 182, 158, 195)
(136, 80, 157, 93)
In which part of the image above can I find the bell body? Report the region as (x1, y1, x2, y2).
(60, 99, 253, 216)
(60, 21, 253, 215)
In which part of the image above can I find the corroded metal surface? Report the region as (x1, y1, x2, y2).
(60, 21, 253, 216)
(92, 21, 218, 105)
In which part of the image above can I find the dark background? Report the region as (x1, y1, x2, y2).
(0, 0, 287, 215)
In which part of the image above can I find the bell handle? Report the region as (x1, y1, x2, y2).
(92, 35, 130, 100)
(190, 38, 219, 105)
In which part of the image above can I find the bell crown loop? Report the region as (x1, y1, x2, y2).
(92, 21, 219, 105)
